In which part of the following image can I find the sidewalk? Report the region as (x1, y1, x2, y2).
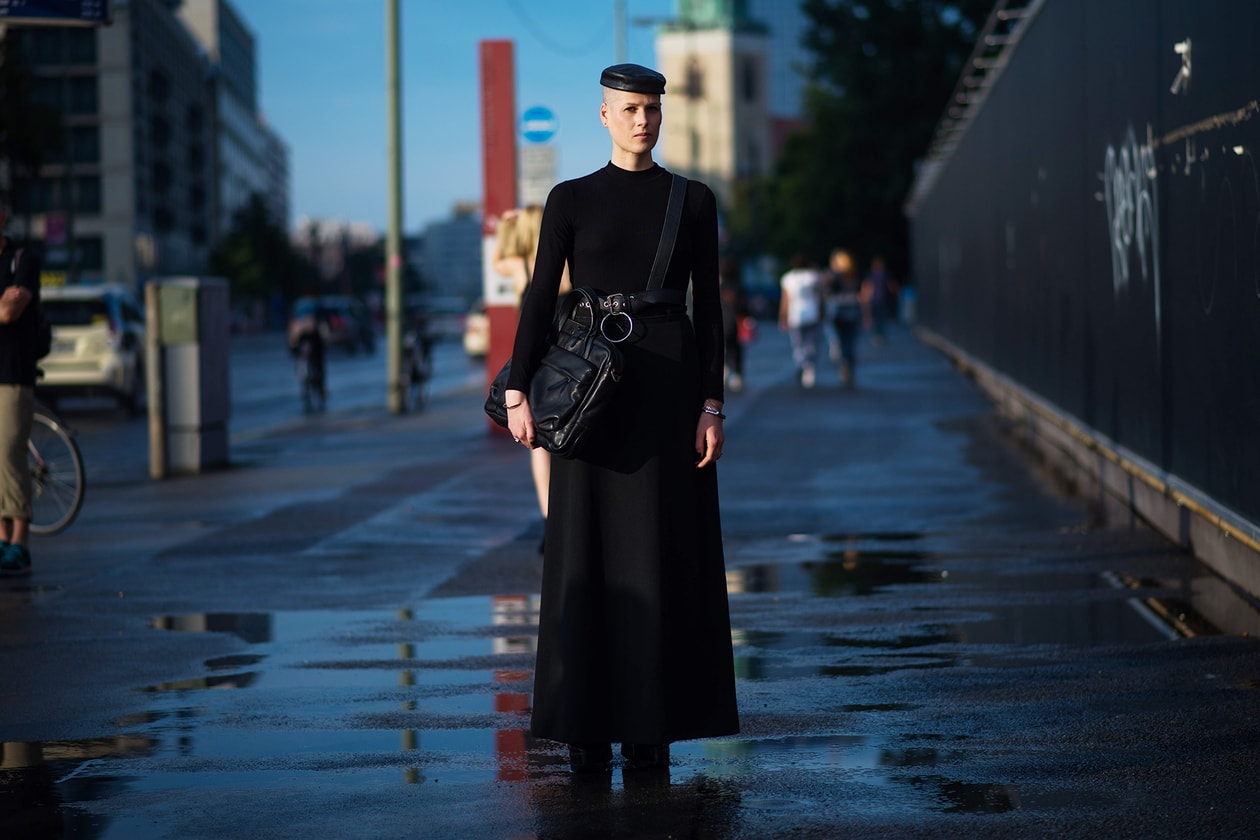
(3, 323, 1258, 839)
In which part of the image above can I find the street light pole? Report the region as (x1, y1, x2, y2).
(385, 0, 404, 413)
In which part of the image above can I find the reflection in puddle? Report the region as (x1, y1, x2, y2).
(904, 776, 1018, 814)
(730, 532, 1253, 650)
(1, 596, 551, 835)
(1106, 571, 1254, 637)
(730, 554, 942, 597)
(677, 734, 1016, 815)
(725, 531, 1250, 682)
(1, 736, 157, 837)
(150, 611, 273, 643)
(142, 671, 259, 692)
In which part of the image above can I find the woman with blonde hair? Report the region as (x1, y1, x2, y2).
(825, 248, 864, 387)
(493, 205, 567, 548)
(493, 205, 544, 300)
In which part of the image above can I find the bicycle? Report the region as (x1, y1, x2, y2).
(28, 401, 85, 535)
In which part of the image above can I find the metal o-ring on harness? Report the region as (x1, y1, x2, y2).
(599, 293, 634, 343)
(600, 310, 634, 342)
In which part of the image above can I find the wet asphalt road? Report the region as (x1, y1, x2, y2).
(2, 324, 1259, 839)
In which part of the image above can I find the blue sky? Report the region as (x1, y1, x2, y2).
(237, 1, 678, 234)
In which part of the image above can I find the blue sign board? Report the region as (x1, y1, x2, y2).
(0, 0, 111, 25)
(520, 106, 558, 144)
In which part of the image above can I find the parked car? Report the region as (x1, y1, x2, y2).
(286, 295, 375, 355)
(38, 283, 147, 413)
(463, 299, 488, 358)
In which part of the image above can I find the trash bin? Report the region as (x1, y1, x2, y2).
(151, 276, 230, 473)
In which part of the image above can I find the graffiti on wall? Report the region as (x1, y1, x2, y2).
(1101, 125, 1162, 334)
(1101, 99, 1260, 336)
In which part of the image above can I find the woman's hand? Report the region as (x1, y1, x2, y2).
(694, 407, 725, 468)
(505, 389, 538, 448)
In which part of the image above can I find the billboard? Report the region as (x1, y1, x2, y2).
(0, 0, 111, 25)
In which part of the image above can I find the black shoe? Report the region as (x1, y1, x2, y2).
(569, 743, 612, 773)
(621, 743, 669, 771)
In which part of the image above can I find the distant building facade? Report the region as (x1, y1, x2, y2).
(177, 0, 283, 230)
(259, 121, 290, 228)
(652, 0, 814, 208)
(0, 0, 287, 289)
(420, 203, 483, 304)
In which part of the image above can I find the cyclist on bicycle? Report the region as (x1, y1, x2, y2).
(0, 198, 41, 577)
(287, 298, 329, 410)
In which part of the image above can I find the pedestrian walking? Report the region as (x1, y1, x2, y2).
(719, 258, 749, 392)
(862, 255, 895, 346)
(778, 254, 824, 387)
(825, 248, 864, 387)
(0, 197, 42, 578)
(501, 63, 739, 775)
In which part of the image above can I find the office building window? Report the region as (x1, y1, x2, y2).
(68, 76, 98, 114)
(150, 115, 171, 148)
(153, 206, 175, 233)
(10, 28, 94, 64)
(741, 57, 759, 102)
(70, 126, 100, 165)
(76, 176, 101, 213)
(686, 58, 705, 99)
(64, 28, 96, 64)
(152, 162, 173, 197)
(46, 126, 100, 165)
(75, 236, 104, 271)
(148, 69, 170, 103)
(20, 176, 100, 213)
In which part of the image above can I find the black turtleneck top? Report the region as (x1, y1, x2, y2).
(506, 163, 723, 402)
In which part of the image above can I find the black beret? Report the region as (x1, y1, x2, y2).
(600, 63, 666, 95)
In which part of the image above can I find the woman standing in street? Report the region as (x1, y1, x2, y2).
(502, 63, 739, 775)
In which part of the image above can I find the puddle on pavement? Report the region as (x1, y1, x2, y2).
(729, 532, 1255, 645)
(673, 733, 1017, 814)
(7, 531, 1253, 834)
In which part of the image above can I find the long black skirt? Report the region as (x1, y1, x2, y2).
(529, 310, 740, 746)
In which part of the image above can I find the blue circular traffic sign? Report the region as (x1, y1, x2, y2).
(520, 106, 558, 144)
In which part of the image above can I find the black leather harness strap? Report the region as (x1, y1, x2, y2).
(646, 172, 687, 292)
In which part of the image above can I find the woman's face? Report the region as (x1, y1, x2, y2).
(601, 90, 662, 158)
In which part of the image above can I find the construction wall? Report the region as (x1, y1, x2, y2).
(910, 0, 1260, 537)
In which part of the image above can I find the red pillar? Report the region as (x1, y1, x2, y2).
(479, 40, 518, 434)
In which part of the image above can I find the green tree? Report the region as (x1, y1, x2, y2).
(209, 193, 314, 306)
(766, 0, 989, 278)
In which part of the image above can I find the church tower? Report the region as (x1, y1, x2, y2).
(655, 0, 770, 215)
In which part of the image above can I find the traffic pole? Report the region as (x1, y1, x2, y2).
(385, 0, 404, 413)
